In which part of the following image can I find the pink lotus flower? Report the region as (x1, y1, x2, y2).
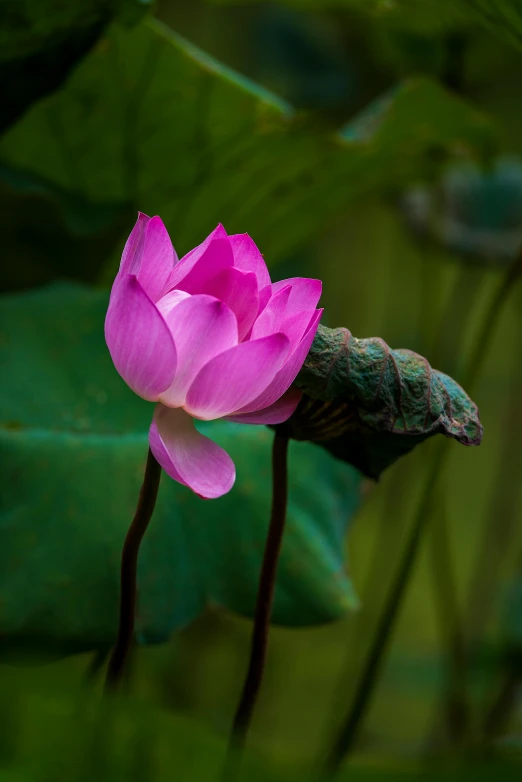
(105, 214, 322, 499)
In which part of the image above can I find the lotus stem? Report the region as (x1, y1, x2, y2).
(424, 264, 484, 748)
(431, 251, 522, 742)
(325, 443, 446, 772)
(325, 247, 522, 772)
(227, 433, 289, 757)
(105, 448, 162, 691)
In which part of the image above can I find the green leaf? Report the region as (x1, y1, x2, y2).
(0, 1, 150, 62)
(338, 78, 493, 159)
(0, 284, 361, 657)
(0, 16, 492, 276)
(278, 324, 483, 478)
(0, 162, 132, 236)
(0, 0, 152, 132)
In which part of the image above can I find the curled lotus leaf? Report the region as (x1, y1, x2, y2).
(278, 324, 483, 478)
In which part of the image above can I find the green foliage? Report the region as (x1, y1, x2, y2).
(0, 162, 131, 236)
(0, 15, 492, 276)
(281, 324, 483, 477)
(338, 78, 490, 153)
(0, 0, 518, 768)
(0, 0, 147, 62)
(0, 667, 520, 781)
(0, 284, 361, 657)
(464, 0, 522, 50)
(209, 0, 522, 49)
(0, 0, 152, 132)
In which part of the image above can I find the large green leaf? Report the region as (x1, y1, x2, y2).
(0, 0, 152, 132)
(276, 324, 483, 478)
(0, 284, 361, 656)
(0, 16, 492, 277)
(0, 162, 131, 237)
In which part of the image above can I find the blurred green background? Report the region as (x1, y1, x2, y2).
(1, 0, 522, 779)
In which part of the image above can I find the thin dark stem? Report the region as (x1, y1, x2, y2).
(321, 460, 411, 748)
(423, 264, 484, 749)
(228, 433, 289, 752)
(326, 444, 446, 771)
(324, 248, 522, 771)
(427, 253, 522, 746)
(105, 448, 162, 692)
(433, 355, 520, 748)
(324, 263, 476, 767)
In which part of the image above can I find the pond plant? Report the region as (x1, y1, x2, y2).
(2, 1, 522, 780)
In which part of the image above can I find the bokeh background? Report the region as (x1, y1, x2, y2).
(1, 0, 522, 779)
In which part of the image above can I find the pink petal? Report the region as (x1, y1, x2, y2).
(168, 225, 233, 292)
(119, 212, 148, 274)
(226, 388, 302, 424)
(185, 333, 290, 420)
(159, 295, 238, 407)
(279, 309, 317, 348)
(149, 405, 235, 499)
(229, 234, 271, 290)
(105, 274, 177, 401)
(257, 285, 272, 314)
(119, 214, 178, 303)
(250, 286, 291, 340)
(235, 309, 323, 414)
(200, 267, 259, 341)
(242, 284, 272, 341)
(156, 289, 190, 319)
(172, 239, 234, 295)
(180, 224, 229, 266)
(271, 277, 322, 316)
(136, 216, 179, 302)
